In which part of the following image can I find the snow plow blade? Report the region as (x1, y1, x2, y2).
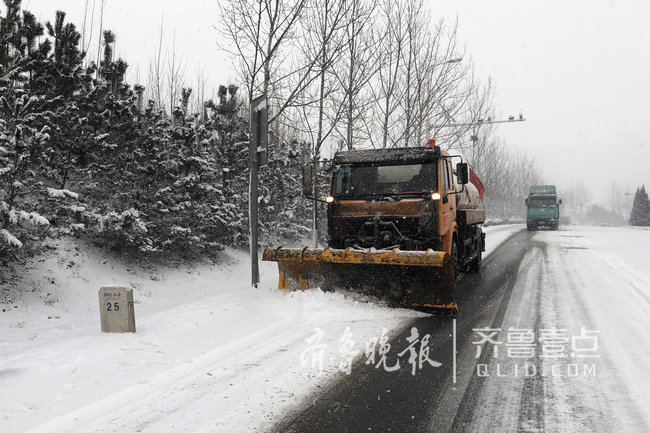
(262, 247, 456, 311)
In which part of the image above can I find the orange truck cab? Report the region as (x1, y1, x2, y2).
(326, 145, 485, 272)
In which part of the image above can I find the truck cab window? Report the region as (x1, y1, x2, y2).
(333, 162, 437, 198)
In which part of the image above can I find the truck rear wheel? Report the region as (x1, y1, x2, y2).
(468, 250, 481, 273)
(467, 229, 482, 273)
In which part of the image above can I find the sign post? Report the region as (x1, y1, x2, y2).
(98, 286, 136, 333)
(249, 94, 268, 287)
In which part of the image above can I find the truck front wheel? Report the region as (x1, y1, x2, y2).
(451, 238, 459, 276)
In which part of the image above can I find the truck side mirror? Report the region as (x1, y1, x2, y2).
(456, 162, 469, 185)
(559, 199, 562, 205)
(525, 198, 529, 206)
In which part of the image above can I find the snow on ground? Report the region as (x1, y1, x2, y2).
(0, 224, 521, 433)
(482, 223, 524, 257)
(467, 225, 650, 432)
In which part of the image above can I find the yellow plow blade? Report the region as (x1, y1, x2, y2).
(262, 247, 456, 310)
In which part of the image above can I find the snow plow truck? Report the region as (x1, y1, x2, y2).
(262, 143, 486, 314)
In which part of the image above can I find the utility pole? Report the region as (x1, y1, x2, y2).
(249, 94, 268, 287)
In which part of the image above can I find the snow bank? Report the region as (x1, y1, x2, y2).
(483, 223, 524, 257)
(0, 240, 422, 433)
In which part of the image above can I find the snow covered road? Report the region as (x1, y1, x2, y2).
(275, 226, 650, 433)
(463, 226, 650, 432)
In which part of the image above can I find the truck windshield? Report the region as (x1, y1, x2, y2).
(332, 162, 437, 198)
(529, 197, 557, 207)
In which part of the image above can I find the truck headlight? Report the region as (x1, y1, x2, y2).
(326, 196, 334, 203)
(431, 192, 441, 200)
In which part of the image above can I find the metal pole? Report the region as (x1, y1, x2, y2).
(249, 110, 260, 287)
(311, 156, 318, 248)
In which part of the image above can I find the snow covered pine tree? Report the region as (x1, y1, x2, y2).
(629, 185, 650, 226)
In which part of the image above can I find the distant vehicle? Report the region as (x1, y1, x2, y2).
(526, 185, 561, 231)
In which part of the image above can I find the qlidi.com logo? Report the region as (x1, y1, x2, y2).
(473, 326, 599, 378)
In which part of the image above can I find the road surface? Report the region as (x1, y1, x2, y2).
(272, 228, 650, 433)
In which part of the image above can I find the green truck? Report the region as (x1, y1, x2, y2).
(526, 185, 562, 231)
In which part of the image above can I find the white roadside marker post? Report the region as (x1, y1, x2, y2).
(98, 287, 136, 333)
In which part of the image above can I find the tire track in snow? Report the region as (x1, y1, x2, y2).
(455, 235, 545, 433)
(24, 319, 310, 433)
(448, 247, 529, 433)
(539, 235, 608, 433)
(515, 240, 546, 433)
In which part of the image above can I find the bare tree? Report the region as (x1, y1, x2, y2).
(367, 1, 470, 149)
(95, 0, 107, 75)
(193, 65, 208, 120)
(572, 181, 591, 214)
(294, 0, 350, 246)
(79, 0, 99, 67)
(474, 140, 540, 219)
(218, 0, 310, 112)
(609, 181, 633, 218)
(476, 138, 510, 217)
(369, 0, 407, 149)
(166, 30, 185, 116)
(411, 19, 470, 147)
(563, 181, 591, 221)
(400, 0, 426, 147)
(334, 0, 378, 150)
(147, 18, 166, 112)
(80, 0, 93, 62)
(509, 150, 540, 209)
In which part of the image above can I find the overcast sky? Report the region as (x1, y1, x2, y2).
(15, 0, 650, 207)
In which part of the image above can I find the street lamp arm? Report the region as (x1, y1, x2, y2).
(431, 116, 526, 129)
